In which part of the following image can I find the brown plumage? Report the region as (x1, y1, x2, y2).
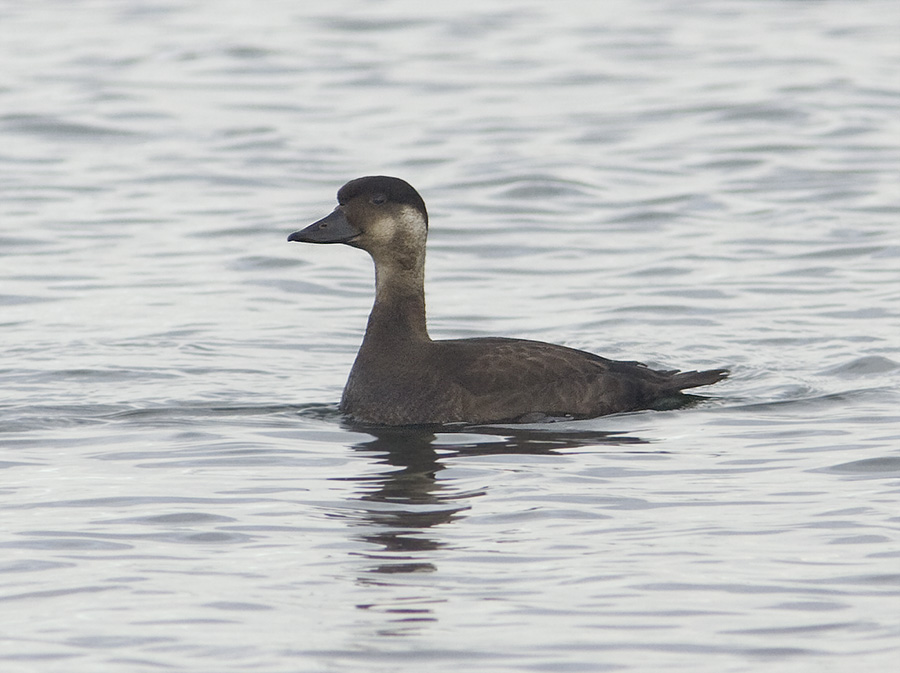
(288, 176, 728, 425)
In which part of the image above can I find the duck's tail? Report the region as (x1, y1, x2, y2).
(671, 368, 729, 391)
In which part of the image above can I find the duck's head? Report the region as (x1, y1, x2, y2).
(288, 176, 428, 261)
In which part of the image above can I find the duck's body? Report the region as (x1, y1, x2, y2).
(289, 176, 727, 426)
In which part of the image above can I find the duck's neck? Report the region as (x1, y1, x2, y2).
(364, 253, 429, 343)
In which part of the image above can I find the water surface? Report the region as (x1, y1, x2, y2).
(2, 1, 900, 671)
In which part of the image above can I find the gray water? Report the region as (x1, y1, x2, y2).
(2, 1, 900, 671)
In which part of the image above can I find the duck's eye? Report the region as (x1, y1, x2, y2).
(370, 194, 387, 205)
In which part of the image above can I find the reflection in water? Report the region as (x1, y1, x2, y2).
(340, 427, 464, 579)
(340, 423, 647, 574)
(337, 423, 648, 632)
(343, 427, 460, 578)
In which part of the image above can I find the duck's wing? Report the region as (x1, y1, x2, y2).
(436, 337, 725, 418)
(439, 337, 614, 388)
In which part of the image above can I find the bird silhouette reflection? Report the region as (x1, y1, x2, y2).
(338, 422, 647, 578)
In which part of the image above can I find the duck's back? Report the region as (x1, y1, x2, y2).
(340, 336, 727, 425)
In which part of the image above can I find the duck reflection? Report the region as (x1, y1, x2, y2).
(341, 422, 646, 578)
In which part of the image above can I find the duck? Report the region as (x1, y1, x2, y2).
(288, 176, 727, 426)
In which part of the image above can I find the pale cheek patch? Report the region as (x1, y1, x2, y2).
(396, 205, 428, 250)
(366, 214, 398, 246)
(368, 206, 427, 252)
